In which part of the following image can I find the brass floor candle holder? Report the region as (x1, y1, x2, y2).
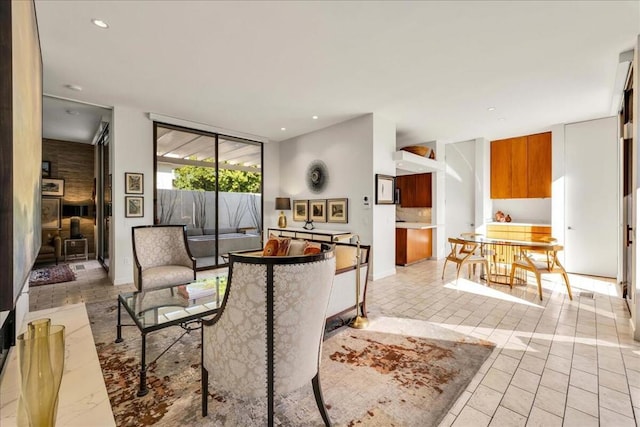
(349, 235, 369, 329)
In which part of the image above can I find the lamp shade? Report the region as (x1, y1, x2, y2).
(275, 197, 291, 210)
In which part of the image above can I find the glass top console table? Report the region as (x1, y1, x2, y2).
(115, 275, 226, 396)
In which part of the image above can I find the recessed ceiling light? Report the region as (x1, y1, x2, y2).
(64, 84, 83, 91)
(498, 117, 506, 121)
(281, 127, 286, 131)
(91, 19, 109, 29)
(65, 109, 80, 116)
(312, 115, 318, 120)
(487, 107, 496, 111)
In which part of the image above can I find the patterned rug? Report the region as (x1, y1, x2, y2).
(29, 264, 76, 286)
(87, 301, 494, 426)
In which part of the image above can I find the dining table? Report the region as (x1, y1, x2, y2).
(456, 234, 558, 285)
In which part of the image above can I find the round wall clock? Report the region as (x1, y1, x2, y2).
(306, 160, 329, 193)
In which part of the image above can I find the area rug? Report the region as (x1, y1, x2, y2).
(87, 301, 494, 426)
(29, 264, 76, 286)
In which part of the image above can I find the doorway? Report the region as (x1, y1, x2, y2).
(42, 96, 112, 269)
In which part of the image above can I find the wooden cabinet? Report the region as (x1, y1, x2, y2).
(526, 132, 552, 198)
(396, 228, 432, 265)
(490, 132, 551, 199)
(396, 173, 431, 207)
(486, 224, 551, 242)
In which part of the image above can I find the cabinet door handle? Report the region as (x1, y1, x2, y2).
(627, 225, 633, 246)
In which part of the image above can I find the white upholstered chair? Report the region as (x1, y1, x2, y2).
(131, 225, 196, 291)
(201, 245, 336, 426)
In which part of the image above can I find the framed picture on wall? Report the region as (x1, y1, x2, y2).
(42, 178, 64, 196)
(125, 196, 144, 218)
(375, 174, 395, 204)
(309, 199, 327, 223)
(293, 200, 308, 222)
(41, 160, 51, 178)
(125, 172, 144, 194)
(41, 197, 61, 229)
(327, 198, 348, 223)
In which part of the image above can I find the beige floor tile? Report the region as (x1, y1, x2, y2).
(532, 385, 565, 417)
(451, 405, 491, 427)
(467, 384, 502, 417)
(500, 384, 535, 417)
(598, 407, 636, 427)
(525, 406, 562, 427)
(562, 407, 599, 427)
(488, 406, 526, 427)
(481, 368, 513, 394)
(566, 385, 599, 417)
(510, 368, 541, 393)
(598, 385, 634, 419)
(569, 367, 598, 393)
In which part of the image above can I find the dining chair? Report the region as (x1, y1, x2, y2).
(509, 243, 572, 301)
(442, 237, 492, 282)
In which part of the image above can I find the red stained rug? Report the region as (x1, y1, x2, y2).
(29, 264, 76, 286)
(87, 300, 494, 427)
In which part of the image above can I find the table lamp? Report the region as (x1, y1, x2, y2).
(275, 197, 291, 228)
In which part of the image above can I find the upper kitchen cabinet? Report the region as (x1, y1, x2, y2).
(396, 173, 431, 207)
(490, 132, 551, 199)
(526, 132, 552, 198)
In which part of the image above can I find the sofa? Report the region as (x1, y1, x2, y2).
(186, 227, 262, 259)
(36, 231, 62, 265)
(240, 237, 371, 321)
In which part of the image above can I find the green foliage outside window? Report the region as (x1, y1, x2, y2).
(173, 161, 261, 193)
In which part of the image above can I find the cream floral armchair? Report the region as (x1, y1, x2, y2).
(201, 245, 336, 426)
(131, 225, 196, 291)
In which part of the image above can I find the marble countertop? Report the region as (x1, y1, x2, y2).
(0, 303, 115, 426)
(395, 222, 440, 229)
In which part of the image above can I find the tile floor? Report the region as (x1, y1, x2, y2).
(29, 258, 640, 426)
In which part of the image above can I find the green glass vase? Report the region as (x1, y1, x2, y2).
(16, 318, 65, 427)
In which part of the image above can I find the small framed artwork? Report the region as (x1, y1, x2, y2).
(293, 200, 308, 222)
(41, 161, 51, 178)
(327, 198, 348, 223)
(125, 196, 144, 218)
(42, 178, 64, 196)
(309, 199, 327, 223)
(375, 174, 395, 204)
(125, 172, 144, 194)
(41, 197, 61, 229)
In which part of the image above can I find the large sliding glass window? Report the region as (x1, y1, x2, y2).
(154, 123, 263, 269)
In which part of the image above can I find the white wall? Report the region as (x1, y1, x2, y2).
(278, 114, 396, 279)
(474, 138, 492, 234)
(111, 106, 154, 285)
(372, 114, 397, 279)
(445, 140, 476, 239)
(491, 199, 552, 224)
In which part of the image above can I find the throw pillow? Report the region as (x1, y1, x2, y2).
(287, 239, 307, 256)
(263, 238, 279, 256)
(303, 241, 322, 255)
(276, 237, 291, 256)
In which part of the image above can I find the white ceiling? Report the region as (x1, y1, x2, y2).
(35, 1, 640, 146)
(43, 96, 110, 144)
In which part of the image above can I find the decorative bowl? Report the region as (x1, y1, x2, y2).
(400, 145, 430, 157)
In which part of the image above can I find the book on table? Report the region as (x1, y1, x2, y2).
(178, 278, 222, 300)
